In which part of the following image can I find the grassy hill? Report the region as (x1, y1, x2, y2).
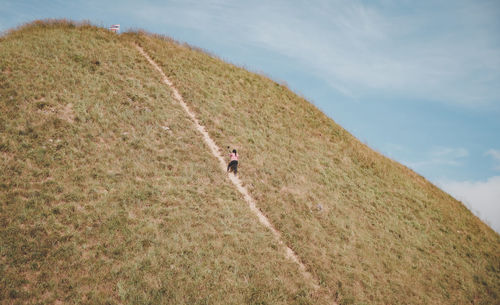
(1, 20, 499, 305)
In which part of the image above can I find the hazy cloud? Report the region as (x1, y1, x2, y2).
(432, 147, 468, 158)
(438, 176, 500, 233)
(127, 0, 500, 108)
(486, 149, 500, 170)
(403, 146, 468, 169)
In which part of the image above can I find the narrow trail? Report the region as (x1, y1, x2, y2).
(136, 44, 335, 302)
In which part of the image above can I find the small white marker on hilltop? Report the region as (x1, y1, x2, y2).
(109, 24, 120, 33)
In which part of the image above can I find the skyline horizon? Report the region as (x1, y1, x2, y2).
(1, 0, 499, 232)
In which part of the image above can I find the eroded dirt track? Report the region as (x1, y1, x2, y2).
(135, 44, 336, 304)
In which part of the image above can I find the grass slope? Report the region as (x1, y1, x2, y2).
(1, 21, 499, 305)
(0, 21, 332, 304)
(131, 33, 500, 305)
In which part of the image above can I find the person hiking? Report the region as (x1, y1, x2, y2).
(227, 148, 239, 175)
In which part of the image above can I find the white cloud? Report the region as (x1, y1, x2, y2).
(251, 0, 500, 106)
(486, 149, 500, 170)
(438, 176, 500, 233)
(129, 0, 500, 108)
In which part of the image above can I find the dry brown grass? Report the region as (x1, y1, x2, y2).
(1, 21, 332, 304)
(129, 32, 500, 305)
(1, 20, 499, 305)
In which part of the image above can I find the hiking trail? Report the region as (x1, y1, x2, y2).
(135, 44, 335, 303)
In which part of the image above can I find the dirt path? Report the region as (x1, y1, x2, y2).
(136, 44, 335, 302)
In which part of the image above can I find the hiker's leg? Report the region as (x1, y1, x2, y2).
(233, 161, 238, 175)
(228, 161, 235, 173)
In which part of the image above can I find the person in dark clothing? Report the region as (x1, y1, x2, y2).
(227, 148, 238, 175)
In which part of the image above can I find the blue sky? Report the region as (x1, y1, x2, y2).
(2, 0, 499, 232)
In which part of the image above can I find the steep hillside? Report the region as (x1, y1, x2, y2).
(131, 33, 500, 304)
(0, 21, 331, 304)
(1, 21, 499, 305)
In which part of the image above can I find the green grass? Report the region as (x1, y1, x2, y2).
(0, 21, 331, 304)
(1, 20, 499, 305)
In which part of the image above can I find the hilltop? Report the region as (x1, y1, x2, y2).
(1, 20, 499, 305)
